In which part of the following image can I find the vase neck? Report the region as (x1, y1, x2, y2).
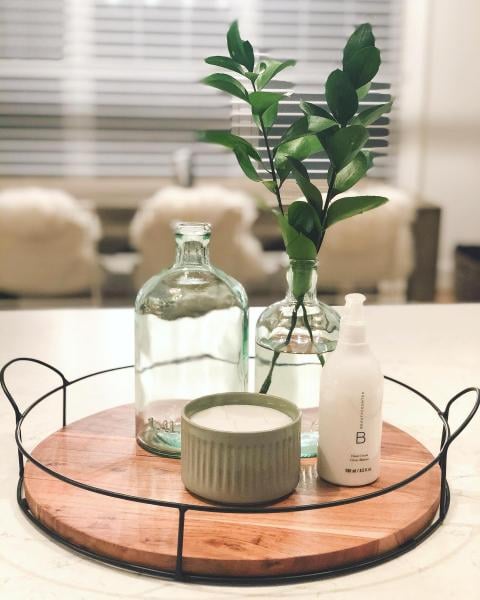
(174, 222, 211, 267)
(285, 259, 319, 304)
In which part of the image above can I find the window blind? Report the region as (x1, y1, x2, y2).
(0, 0, 400, 178)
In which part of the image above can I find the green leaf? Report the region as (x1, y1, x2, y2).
(234, 147, 261, 182)
(275, 213, 318, 297)
(333, 151, 373, 193)
(275, 134, 324, 183)
(227, 21, 254, 71)
(287, 156, 309, 179)
(276, 135, 323, 162)
(274, 160, 290, 185)
(288, 200, 322, 246)
(352, 101, 393, 126)
(255, 59, 296, 90)
(325, 69, 358, 126)
(249, 91, 284, 115)
(277, 116, 309, 146)
(205, 55, 244, 75)
(275, 212, 317, 260)
(325, 195, 388, 228)
(356, 82, 371, 100)
(300, 101, 334, 120)
(307, 115, 337, 134)
(344, 46, 381, 88)
(254, 102, 279, 130)
(262, 180, 277, 193)
(250, 91, 283, 130)
(343, 23, 375, 65)
(244, 72, 259, 83)
(197, 130, 261, 162)
(319, 125, 368, 170)
(288, 158, 323, 217)
(202, 73, 248, 101)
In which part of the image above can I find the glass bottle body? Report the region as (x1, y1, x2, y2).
(135, 223, 248, 457)
(255, 259, 340, 457)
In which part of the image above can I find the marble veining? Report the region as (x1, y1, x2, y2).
(0, 305, 479, 599)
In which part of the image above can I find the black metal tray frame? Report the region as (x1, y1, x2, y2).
(1, 357, 479, 586)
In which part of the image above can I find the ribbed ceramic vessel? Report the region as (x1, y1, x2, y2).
(181, 392, 301, 505)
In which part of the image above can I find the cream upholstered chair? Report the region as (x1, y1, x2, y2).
(130, 185, 279, 292)
(0, 187, 101, 297)
(316, 181, 415, 302)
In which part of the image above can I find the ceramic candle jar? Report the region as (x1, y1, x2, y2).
(181, 392, 301, 504)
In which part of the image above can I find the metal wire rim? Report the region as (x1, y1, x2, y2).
(2, 357, 478, 584)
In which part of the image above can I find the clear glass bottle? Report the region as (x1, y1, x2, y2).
(255, 259, 340, 457)
(135, 222, 248, 457)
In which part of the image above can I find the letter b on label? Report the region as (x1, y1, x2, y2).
(356, 432, 366, 444)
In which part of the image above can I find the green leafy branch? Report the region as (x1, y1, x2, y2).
(200, 21, 392, 268)
(199, 21, 393, 392)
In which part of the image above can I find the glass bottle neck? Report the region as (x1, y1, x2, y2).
(174, 239, 211, 266)
(285, 259, 319, 304)
(173, 222, 211, 267)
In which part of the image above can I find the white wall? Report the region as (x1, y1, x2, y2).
(396, 0, 480, 291)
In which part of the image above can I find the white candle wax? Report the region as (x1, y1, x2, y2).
(190, 404, 292, 433)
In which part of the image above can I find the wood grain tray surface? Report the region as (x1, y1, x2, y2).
(24, 404, 440, 578)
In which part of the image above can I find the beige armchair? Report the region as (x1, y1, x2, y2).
(0, 187, 101, 297)
(316, 181, 415, 302)
(129, 185, 282, 294)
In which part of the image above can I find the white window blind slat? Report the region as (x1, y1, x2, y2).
(0, 0, 399, 178)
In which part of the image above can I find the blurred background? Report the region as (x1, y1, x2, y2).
(0, 0, 479, 308)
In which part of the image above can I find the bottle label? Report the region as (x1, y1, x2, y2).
(345, 391, 375, 473)
(356, 431, 366, 444)
(358, 391, 365, 438)
(345, 466, 372, 473)
(318, 382, 382, 483)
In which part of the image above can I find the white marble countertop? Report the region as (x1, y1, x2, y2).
(0, 304, 479, 599)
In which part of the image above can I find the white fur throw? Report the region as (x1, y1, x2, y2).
(317, 181, 415, 288)
(0, 187, 101, 295)
(130, 185, 275, 288)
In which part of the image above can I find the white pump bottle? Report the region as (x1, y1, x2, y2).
(317, 293, 383, 486)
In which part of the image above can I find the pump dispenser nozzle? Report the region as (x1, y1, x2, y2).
(345, 293, 366, 321)
(339, 293, 367, 344)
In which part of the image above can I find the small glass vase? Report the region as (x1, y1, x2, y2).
(255, 259, 340, 457)
(135, 222, 248, 457)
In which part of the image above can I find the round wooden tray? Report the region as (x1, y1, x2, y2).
(24, 404, 440, 579)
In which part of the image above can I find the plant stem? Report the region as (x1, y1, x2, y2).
(323, 171, 336, 217)
(259, 298, 302, 394)
(301, 300, 325, 366)
(250, 80, 322, 393)
(260, 121, 283, 214)
(249, 77, 290, 393)
(318, 170, 336, 250)
(252, 81, 284, 215)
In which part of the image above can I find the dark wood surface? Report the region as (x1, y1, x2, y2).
(24, 404, 440, 577)
(408, 202, 441, 302)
